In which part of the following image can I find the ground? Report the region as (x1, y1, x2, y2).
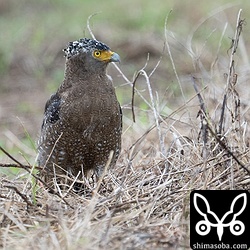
(0, 1, 250, 249)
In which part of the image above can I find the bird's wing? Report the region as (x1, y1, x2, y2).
(119, 104, 123, 129)
(42, 93, 61, 128)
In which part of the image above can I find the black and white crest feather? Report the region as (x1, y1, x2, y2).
(63, 38, 110, 59)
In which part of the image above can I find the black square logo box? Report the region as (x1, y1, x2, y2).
(190, 190, 249, 250)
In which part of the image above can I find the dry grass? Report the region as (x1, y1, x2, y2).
(1, 9, 250, 250)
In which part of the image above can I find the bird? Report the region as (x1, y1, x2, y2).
(37, 38, 122, 185)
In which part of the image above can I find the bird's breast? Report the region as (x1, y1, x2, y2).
(60, 86, 121, 135)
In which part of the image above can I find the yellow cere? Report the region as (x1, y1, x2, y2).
(93, 50, 114, 61)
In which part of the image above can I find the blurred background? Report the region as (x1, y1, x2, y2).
(1, 0, 250, 165)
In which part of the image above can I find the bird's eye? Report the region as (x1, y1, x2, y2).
(94, 50, 101, 57)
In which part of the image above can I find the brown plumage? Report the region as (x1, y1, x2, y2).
(37, 38, 122, 182)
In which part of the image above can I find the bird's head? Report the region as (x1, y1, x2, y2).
(63, 38, 120, 73)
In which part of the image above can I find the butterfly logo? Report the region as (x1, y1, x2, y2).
(193, 193, 247, 241)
